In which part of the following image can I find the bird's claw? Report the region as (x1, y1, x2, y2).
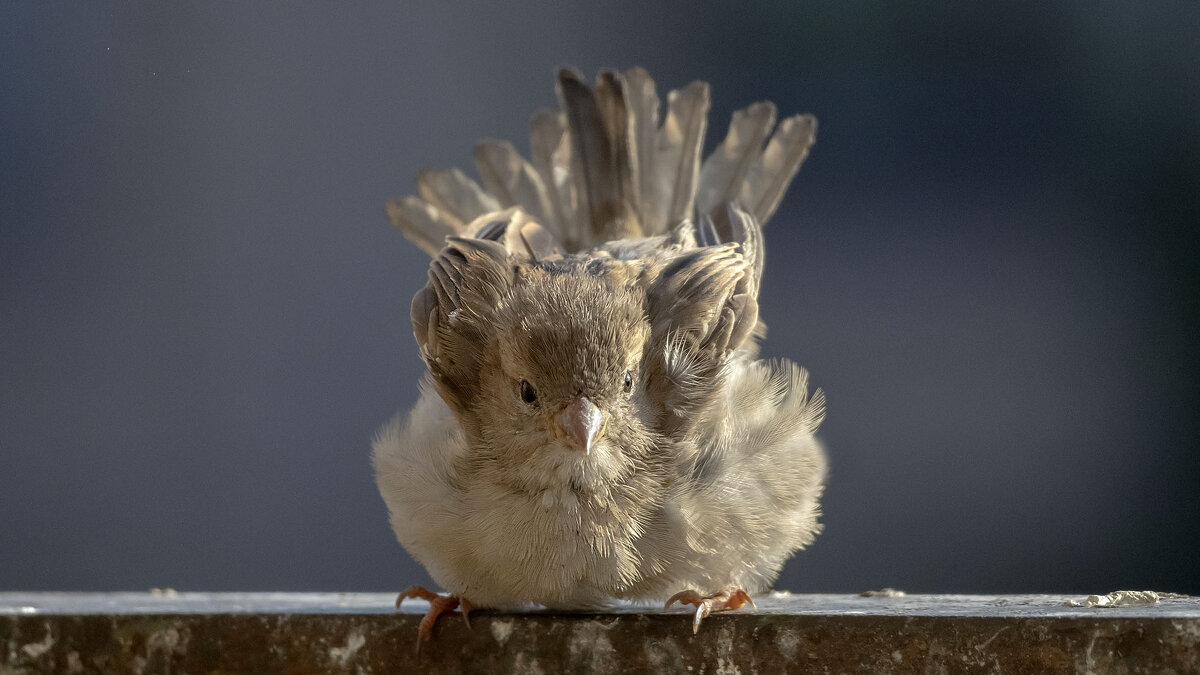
(395, 585, 474, 650)
(665, 588, 756, 634)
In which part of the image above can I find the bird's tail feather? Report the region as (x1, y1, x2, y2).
(387, 67, 816, 256)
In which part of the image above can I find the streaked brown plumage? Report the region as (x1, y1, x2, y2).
(373, 67, 827, 641)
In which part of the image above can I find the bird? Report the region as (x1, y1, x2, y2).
(372, 67, 828, 643)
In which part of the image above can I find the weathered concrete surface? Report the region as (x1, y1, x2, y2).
(2, 592, 1196, 673)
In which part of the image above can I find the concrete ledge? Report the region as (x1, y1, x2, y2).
(2, 592, 1197, 673)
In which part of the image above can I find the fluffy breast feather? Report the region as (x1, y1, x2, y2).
(374, 382, 658, 608)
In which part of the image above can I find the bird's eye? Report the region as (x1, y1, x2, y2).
(520, 380, 538, 404)
(623, 370, 633, 394)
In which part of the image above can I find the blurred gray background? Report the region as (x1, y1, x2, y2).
(2, 2, 1197, 595)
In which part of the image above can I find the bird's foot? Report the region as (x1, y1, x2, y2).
(395, 585, 475, 648)
(665, 588, 757, 634)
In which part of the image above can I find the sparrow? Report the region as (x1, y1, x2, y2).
(373, 67, 827, 643)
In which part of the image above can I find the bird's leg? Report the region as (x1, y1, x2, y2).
(665, 588, 757, 634)
(395, 585, 475, 646)
(459, 596, 476, 629)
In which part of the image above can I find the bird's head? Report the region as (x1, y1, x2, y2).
(465, 261, 655, 489)
(413, 231, 754, 491)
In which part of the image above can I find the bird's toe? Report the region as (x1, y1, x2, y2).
(394, 585, 470, 649)
(665, 587, 757, 634)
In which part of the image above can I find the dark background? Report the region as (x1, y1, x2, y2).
(3, 3, 1197, 595)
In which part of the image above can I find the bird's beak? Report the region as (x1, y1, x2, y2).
(554, 396, 607, 454)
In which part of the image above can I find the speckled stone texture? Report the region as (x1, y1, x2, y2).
(2, 593, 1197, 673)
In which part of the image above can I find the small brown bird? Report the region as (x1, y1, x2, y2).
(373, 67, 827, 641)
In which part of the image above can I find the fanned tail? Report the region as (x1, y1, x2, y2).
(557, 68, 641, 243)
(387, 67, 816, 256)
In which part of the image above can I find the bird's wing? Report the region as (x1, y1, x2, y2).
(639, 201, 770, 440)
(641, 244, 755, 439)
(696, 203, 764, 305)
(411, 236, 513, 413)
